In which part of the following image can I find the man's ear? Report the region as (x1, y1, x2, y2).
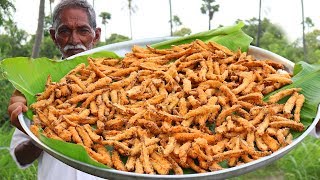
(93, 27, 101, 46)
(49, 28, 57, 45)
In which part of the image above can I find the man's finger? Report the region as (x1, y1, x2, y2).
(10, 106, 22, 126)
(8, 102, 27, 116)
(9, 95, 27, 105)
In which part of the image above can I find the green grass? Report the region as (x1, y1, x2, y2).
(0, 121, 37, 180)
(0, 149, 37, 180)
(234, 135, 320, 180)
(0, 121, 15, 147)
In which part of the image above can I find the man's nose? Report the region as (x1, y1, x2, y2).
(69, 30, 81, 45)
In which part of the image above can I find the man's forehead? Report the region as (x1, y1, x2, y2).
(59, 8, 90, 23)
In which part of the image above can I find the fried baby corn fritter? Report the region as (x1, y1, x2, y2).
(30, 39, 305, 175)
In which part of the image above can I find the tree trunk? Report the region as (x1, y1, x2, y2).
(301, 0, 307, 62)
(104, 24, 107, 42)
(257, 0, 262, 47)
(208, 15, 211, 30)
(128, 0, 133, 39)
(129, 10, 133, 39)
(31, 0, 45, 58)
(49, 2, 52, 18)
(169, 0, 173, 36)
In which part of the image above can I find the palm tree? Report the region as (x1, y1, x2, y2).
(301, 0, 307, 61)
(256, 0, 262, 47)
(173, 15, 182, 31)
(169, 0, 173, 36)
(99, 12, 111, 42)
(200, 0, 219, 30)
(127, 0, 136, 39)
(49, 0, 55, 18)
(31, 0, 45, 58)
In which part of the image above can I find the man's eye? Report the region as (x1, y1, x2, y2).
(58, 29, 71, 36)
(78, 29, 91, 35)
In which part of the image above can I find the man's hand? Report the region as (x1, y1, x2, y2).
(7, 90, 28, 133)
(9, 90, 43, 165)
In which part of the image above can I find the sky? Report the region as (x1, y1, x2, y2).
(13, 0, 320, 42)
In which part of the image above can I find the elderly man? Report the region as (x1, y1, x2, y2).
(8, 0, 103, 179)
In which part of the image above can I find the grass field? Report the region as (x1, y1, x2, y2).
(0, 121, 37, 180)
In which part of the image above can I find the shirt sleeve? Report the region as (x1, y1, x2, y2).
(309, 127, 320, 139)
(9, 128, 34, 169)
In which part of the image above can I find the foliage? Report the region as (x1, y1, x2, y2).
(200, 0, 219, 30)
(239, 18, 310, 63)
(102, 33, 131, 45)
(0, 20, 30, 59)
(0, 78, 14, 127)
(300, 29, 320, 64)
(0, 121, 13, 147)
(239, 18, 320, 64)
(43, 15, 53, 37)
(305, 17, 314, 28)
(172, 15, 182, 27)
(99, 11, 112, 42)
(0, 0, 15, 26)
(99, 12, 111, 25)
(173, 27, 192, 37)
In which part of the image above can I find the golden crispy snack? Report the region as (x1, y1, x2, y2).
(30, 39, 306, 175)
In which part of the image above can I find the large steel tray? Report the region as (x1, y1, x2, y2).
(19, 37, 320, 180)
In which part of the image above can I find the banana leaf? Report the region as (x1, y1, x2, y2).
(152, 21, 253, 52)
(264, 61, 320, 131)
(39, 133, 108, 168)
(0, 52, 120, 119)
(1, 23, 319, 173)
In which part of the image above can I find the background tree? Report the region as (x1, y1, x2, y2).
(239, 18, 301, 62)
(173, 15, 182, 28)
(173, 27, 191, 37)
(21, 15, 60, 59)
(99, 12, 111, 42)
(301, 0, 307, 61)
(0, 19, 29, 59)
(125, 0, 137, 39)
(31, 0, 45, 58)
(169, 15, 182, 32)
(169, 0, 173, 36)
(200, 0, 219, 30)
(38, 15, 60, 58)
(104, 33, 130, 45)
(302, 29, 320, 64)
(305, 17, 314, 30)
(257, 0, 262, 47)
(0, 0, 15, 26)
(49, 0, 54, 17)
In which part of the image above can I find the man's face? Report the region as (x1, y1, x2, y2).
(50, 8, 101, 58)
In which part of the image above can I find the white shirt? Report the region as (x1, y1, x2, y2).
(10, 129, 106, 180)
(309, 126, 320, 138)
